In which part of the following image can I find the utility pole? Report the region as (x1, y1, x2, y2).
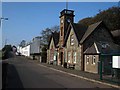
(39, 36, 42, 63)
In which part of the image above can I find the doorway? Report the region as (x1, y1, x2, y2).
(60, 52, 63, 65)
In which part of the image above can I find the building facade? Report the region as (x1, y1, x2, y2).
(47, 9, 120, 74)
(47, 32, 59, 65)
(20, 44, 31, 57)
(30, 36, 41, 60)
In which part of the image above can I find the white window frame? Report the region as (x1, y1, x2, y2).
(73, 52, 77, 63)
(68, 52, 71, 63)
(92, 55, 96, 65)
(86, 56, 89, 65)
(70, 34, 74, 46)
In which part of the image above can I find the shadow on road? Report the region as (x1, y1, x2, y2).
(4, 64, 24, 89)
(2, 62, 8, 89)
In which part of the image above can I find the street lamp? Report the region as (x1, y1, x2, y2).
(39, 36, 42, 63)
(0, 17, 8, 48)
(0, 17, 8, 27)
(0, 17, 8, 20)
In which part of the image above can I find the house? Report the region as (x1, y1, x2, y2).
(47, 32, 59, 65)
(30, 36, 41, 60)
(17, 36, 42, 60)
(63, 22, 87, 70)
(21, 44, 31, 57)
(79, 21, 116, 71)
(47, 9, 120, 74)
(84, 42, 120, 74)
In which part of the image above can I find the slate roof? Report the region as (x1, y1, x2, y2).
(84, 41, 120, 54)
(73, 23, 88, 42)
(48, 31, 59, 49)
(63, 22, 87, 46)
(80, 21, 103, 44)
(111, 29, 120, 37)
(84, 43, 99, 54)
(53, 31, 59, 48)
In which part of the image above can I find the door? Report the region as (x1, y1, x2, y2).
(60, 52, 63, 65)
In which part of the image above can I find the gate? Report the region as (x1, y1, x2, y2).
(99, 53, 120, 85)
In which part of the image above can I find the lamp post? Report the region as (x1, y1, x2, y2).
(39, 36, 42, 63)
(0, 17, 8, 27)
(0, 17, 8, 48)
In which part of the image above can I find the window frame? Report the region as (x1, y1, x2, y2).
(92, 55, 96, 65)
(86, 56, 89, 65)
(70, 34, 74, 46)
(73, 52, 77, 63)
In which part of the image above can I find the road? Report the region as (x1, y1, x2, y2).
(5, 56, 116, 88)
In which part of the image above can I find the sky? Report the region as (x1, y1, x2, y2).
(1, 2, 119, 49)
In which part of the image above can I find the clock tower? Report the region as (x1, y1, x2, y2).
(58, 9, 74, 65)
(59, 9, 75, 47)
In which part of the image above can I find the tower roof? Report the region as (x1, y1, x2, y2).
(60, 9, 75, 18)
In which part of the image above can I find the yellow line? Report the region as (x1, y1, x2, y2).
(38, 64, 120, 88)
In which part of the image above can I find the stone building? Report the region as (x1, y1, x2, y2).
(47, 32, 59, 65)
(80, 21, 120, 73)
(47, 9, 120, 74)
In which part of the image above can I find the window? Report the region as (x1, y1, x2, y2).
(73, 52, 77, 63)
(61, 27, 63, 36)
(68, 52, 71, 63)
(86, 56, 89, 64)
(92, 56, 96, 65)
(66, 11, 72, 14)
(70, 34, 74, 45)
(61, 19, 64, 24)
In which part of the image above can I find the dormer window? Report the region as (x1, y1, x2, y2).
(70, 34, 74, 45)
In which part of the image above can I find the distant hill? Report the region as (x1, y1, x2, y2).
(78, 7, 120, 31)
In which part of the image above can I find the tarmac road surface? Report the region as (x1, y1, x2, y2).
(5, 56, 117, 89)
